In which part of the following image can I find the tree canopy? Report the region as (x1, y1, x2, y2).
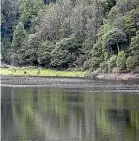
(2, 0, 139, 72)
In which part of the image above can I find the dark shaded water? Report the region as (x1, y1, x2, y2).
(1, 79, 139, 141)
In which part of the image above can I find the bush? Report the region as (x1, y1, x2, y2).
(130, 31, 139, 66)
(86, 58, 99, 71)
(126, 56, 135, 71)
(108, 55, 117, 72)
(51, 37, 82, 68)
(37, 41, 55, 67)
(100, 62, 108, 73)
(116, 51, 126, 71)
(83, 61, 90, 70)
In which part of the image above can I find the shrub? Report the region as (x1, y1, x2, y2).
(100, 62, 108, 72)
(108, 55, 117, 72)
(83, 58, 99, 71)
(38, 41, 55, 67)
(126, 56, 135, 71)
(116, 51, 126, 71)
(130, 31, 139, 66)
(51, 37, 82, 68)
(88, 58, 99, 71)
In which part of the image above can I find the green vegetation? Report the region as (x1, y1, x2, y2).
(11, 88, 139, 140)
(108, 55, 117, 72)
(126, 56, 135, 71)
(0, 67, 87, 77)
(116, 51, 126, 71)
(1, 0, 139, 73)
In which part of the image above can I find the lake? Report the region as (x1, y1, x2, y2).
(1, 79, 139, 141)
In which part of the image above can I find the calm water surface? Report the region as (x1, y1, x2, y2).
(1, 79, 139, 141)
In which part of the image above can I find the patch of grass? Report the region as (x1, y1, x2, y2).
(0, 67, 88, 77)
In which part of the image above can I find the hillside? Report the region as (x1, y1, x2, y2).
(1, 0, 139, 73)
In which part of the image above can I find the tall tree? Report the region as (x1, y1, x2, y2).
(1, 0, 19, 63)
(19, 0, 45, 32)
(11, 22, 26, 65)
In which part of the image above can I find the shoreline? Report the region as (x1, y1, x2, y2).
(1, 75, 139, 94)
(1, 66, 139, 80)
(95, 73, 139, 80)
(1, 74, 139, 86)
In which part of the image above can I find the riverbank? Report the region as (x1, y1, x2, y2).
(95, 73, 139, 80)
(1, 75, 139, 94)
(0, 67, 87, 77)
(1, 67, 139, 81)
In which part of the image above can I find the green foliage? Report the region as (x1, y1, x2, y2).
(38, 41, 55, 67)
(12, 22, 26, 51)
(108, 6, 121, 22)
(19, 0, 45, 24)
(116, 51, 126, 71)
(108, 55, 117, 72)
(126, 56, 135, 71)
(87, 58, 100, 71)
(51, 37, 82, 68)
(59, 18, 71, 39)
(1, 38, 12, 63)
(124, 8, 139, 38)
(1, 0, 19, 38)
(2, 0, 139, 73)
(100, 62, 108, 73)
(91, 40, 103, 58)
(103, 28, 127, 54)
(0, 67, 86, 77)
(129, 31, 139, 66)
(11, 22, 26, 65)
(1, 0, 19, 63)
(25, 34, 41, 65)
(82, 39, 94, 57)
(102, 0, 116, 13)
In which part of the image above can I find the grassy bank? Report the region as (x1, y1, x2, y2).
(0, 67, 88, 77)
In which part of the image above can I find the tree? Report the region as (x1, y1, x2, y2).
(116, 0, 138, 15)
(1, 38, 12, 63)
(124, 8, 139, 41)
(1, 0, 19, 63)
(102, 0, 116, 14)
(19, 0, 45, 32)
(38, 41, 55, 67)
(11, 22, 26, 65)
(91, 40, 103, 58)
(108, 55, 117, 72)
(38, 0, 72, 41)
(2, 0, 139, 71)
(59, 18, 71, 39)
(103, 28, 127, 54)
(126, 56, 135, 71)
(24, 34, 41, 65)
(1, 0, 19, 39)
(116, 51, 126, 71)
(51, 37, 82, 68)
(129, 30, 139, 66)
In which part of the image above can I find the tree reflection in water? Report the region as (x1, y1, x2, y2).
(1, 87, 139, 141)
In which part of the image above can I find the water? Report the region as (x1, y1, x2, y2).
(1, 79, 139, 141)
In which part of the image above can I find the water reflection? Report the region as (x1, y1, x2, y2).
(1, 87, 139, 141)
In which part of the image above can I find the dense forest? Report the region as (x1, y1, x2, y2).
(1, 0, 139, 73)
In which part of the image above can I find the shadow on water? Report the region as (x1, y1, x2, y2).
(1, 79, 139, 141)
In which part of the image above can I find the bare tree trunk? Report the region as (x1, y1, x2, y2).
(117, 44, 120, 53)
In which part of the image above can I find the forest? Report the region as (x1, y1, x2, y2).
(1, 0, 139, 73)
